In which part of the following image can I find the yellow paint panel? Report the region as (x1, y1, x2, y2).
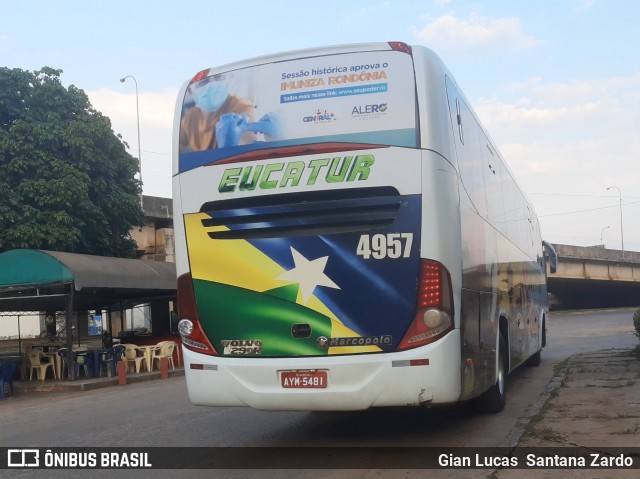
(185, 213, 284, 292)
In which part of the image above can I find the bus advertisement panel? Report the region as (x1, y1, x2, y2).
(178, 49, 417, 172)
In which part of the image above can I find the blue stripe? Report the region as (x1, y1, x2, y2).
(280, 83, 388, 104)
(241, 194, 422, 344)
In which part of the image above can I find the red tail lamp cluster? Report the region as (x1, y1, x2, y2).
(177, 273, 218, 356)
(398, 260, 454, 351)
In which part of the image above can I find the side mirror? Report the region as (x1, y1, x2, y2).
(542, 241, 558, 274)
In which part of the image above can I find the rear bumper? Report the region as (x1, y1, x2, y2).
(182, 330, 462, 411)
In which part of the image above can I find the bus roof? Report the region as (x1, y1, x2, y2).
(187, 42, 407, 83)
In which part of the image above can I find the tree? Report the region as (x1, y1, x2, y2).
(0, 66, 145, 257)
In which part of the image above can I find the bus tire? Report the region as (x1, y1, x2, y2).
(473, 335, 507, 413)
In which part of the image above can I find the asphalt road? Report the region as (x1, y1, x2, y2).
(1, 308, 637, 479)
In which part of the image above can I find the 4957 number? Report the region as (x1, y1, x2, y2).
(356, 233, 413, 260)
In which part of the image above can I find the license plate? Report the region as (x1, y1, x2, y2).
(280, 370, 328, 389)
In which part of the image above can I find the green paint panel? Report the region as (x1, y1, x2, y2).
(263, 284, 300, 302)
(193, 279, 332, 357)
(0, 250, 73, 288)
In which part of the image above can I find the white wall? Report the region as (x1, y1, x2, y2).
(0, 314, 41, 339)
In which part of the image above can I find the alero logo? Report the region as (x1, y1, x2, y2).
(352, 103, 388, 116)
(218, 155, 375, 193)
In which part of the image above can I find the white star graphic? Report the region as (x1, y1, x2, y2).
(276, 247, 340, 304)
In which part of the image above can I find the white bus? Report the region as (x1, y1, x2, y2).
(172, 42, 557, 412)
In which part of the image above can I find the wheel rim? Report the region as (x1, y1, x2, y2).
(497, 355, 505, 396)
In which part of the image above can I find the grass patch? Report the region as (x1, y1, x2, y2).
(553, 357, 571, 376)
(528, 427, 567, 443)
(611, 422, 639, 435)
(616, 411, 639, 419)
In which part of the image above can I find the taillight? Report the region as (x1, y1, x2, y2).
(190, 68, 210, 84)
(177, 273, 218, 355)
(397, 260, 454, 350)
(388, 41, 412, 55)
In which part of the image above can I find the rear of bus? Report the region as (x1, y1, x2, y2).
(173, 42, 463, 410)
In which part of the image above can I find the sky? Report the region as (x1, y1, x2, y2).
(1, 0, 639, 252)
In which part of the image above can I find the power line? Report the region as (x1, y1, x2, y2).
(531, 192, 640, 199)
(538, 199, 640, 218)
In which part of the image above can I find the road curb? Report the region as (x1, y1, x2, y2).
(499, 357, 570, 449)
(13, 368, 185, 394)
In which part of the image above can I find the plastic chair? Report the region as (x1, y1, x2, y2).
(146, 342, 164, 371)
(58, 348, 89, 378)
(27, 349, 55, 381)
(18, 343, 37, 380)
(57, 348, 70, 378)
(151, 341, 176, 370)
(74, 350, 90, 378)
(122, 344, 145, 373)
(0, 361, 17, 399)
(98, 345, 126, 377)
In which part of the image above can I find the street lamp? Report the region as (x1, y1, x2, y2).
(606, 186, 624, 259)
(120, 75, 143, 209)
(600, 226, 610, 248)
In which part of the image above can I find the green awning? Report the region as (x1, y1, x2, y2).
(0, 249, 74, 289)
(0, 249, 176, 312)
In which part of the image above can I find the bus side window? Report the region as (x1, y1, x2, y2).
(445, 77, 463, 149)
(482, 136, 505, 230)
(446, 80, 487, 218)
(458, 103, 487, 217)
(501, 168, 517, 242)
(456, 98, 464, 144)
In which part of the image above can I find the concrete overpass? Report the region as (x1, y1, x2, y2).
(547, 244, 640, 309)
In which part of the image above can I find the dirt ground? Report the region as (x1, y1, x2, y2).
(495, 347, 640, 479)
